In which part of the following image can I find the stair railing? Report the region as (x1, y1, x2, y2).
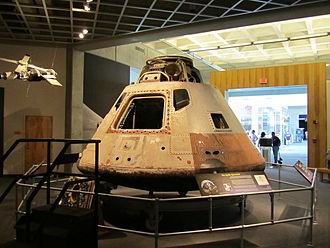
(0, 138, 100, 245)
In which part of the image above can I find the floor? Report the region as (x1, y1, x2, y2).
(0, 141, 329, 248)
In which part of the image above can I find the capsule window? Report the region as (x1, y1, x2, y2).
(174, 89, 190, 110)
(114, 93, 126, 110)
(118, 97, 164, 129)
(211, 113, 229, 129)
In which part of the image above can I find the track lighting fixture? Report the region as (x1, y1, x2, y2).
(83, 2, 90, 11)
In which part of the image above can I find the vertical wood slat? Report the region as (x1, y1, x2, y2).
(210, 62, 327, 169)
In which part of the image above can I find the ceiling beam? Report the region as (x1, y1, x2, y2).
(91, 0, 101, 39)
(135, 0, 157, 32)
(113, 0, 128, 35)
(0, 14, 14, 39)
(161, 0, 185, 28)
(189, 0, 214, 23)
(41, 0, 54, 41)
(13, 0, 35, 40)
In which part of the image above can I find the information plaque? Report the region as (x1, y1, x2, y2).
(294, 160, 314, 183)
(195, 171, 272, 196)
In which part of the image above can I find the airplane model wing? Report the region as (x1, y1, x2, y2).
(28, 63, 46, 71)
(0, 57, 18, 64)
(42, 74, 62, 86)
(0, 55, 30, 74)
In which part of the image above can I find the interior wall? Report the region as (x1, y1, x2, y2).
(210, 62, 327, 169)
(84, 53, 129, 117)
(88, 43, 162, 73)
(88, 43, 212, 83)
(82, 53, 129, 141)
(0, 43, 67, 174)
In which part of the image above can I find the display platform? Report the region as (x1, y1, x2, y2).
(100, 171, 274, 233)
(101, 187, 242, 232)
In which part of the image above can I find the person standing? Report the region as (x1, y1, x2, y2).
(249, 130, 258, 145)
(271, 132, 281, 164)
(258, 131, 266, 147)
(285, 131, 292, 145)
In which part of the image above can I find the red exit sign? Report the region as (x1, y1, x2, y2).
(259, 77, 268, 84)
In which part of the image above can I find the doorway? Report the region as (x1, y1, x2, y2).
(25, 116, 53, 173)
(227, 86, 308, 165)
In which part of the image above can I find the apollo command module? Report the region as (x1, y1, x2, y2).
(78, 56, 265, 195)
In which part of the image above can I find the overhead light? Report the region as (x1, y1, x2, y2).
(220, 42, 252, 49)
(184, 46, 219, 53)
(253, 38, 288, 45)
(183, 32, 330, 53)
(79, 29, 88, 39)
(83, 2, 90, 11)
(290, 32, 329, 41)
(83, 0, 93, 11)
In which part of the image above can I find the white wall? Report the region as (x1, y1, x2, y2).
(88, 43, 212, 83)
(0, 43, 67, 174)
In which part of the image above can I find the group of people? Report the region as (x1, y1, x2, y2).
(249, 130, 281, 164)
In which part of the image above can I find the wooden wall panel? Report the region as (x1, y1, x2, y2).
(210, 62, 327, 169)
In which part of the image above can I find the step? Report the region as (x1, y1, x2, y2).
(15, 205, 96, 247)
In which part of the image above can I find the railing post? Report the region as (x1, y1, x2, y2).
(0, 152, 3, 176)
(208, 197, 213, 230)
(154, 198, 160, 248)
(278, 165, 281, 194)
(46, 139, 51, 204)
(240, 195, 246, 248)
(94, 141, 99, 248)
(270, 193, 275, 223)
(312, 176, 317, 224)
(307, 185, 315, 247)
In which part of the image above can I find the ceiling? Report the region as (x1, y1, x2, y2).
(144, 14, 330, 70)
(0, 0, 329, 70)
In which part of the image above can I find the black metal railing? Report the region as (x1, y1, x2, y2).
(0, 138, 100, 245)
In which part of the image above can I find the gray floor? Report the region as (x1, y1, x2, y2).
(0, 141, 329, 248)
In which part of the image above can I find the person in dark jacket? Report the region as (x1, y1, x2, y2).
(271, 132, 281, 164)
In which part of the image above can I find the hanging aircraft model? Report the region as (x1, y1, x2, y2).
(78, 56, 265, 194)
(0, 54, 62, 86)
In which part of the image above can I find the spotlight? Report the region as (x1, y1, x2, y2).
(83, 2, 90, 11)
(82, 29, 88, 35)
(79, 33, 84, 39)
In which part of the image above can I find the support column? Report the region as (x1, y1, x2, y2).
(65, 49, 84, 173)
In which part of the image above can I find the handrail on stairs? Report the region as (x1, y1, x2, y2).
(0, 138, 100, 210)
(0, 138, 100, 245)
